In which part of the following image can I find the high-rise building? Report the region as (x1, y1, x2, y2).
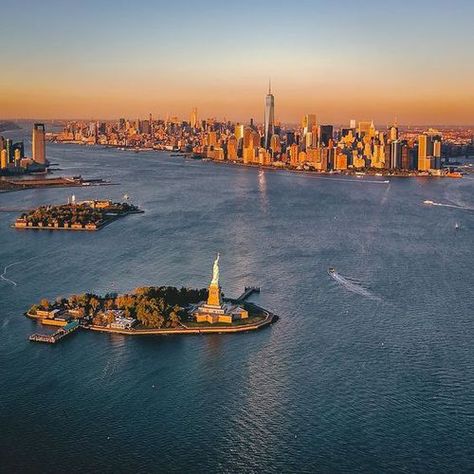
(433, 138, 442, 169)
(319, 125, 334, 147)
(418, 134, 434, 171)
(5, 139, 13, 163)
(227, 135, 238, 161)
(264, 81, 275, 150)
(234, 124, 244, 141)
(401, 142, 412, 170)
(390, 140, 402, 169)
(208, 131, 218, 147)
(389, 125, 399, 141)
(12, 142, 24, 161)
(190, 108, 198, 128)
(32, 123, 46, 164)
(286, 131, 295, 147)
(0, 149, 7, 169)
(302, 114, 316, 135)
(270, 134, 281, 155)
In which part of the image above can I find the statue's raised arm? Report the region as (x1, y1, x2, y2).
(211, 253, 220, 286)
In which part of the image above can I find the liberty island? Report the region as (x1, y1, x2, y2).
(26, 254, 277, 341)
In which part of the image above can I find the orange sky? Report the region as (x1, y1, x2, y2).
(1, 1, 473, 125)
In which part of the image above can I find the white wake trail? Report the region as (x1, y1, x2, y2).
(329, 271, 382, 302)
(0, 250, 62, 287)
(423, 201, 474, 211)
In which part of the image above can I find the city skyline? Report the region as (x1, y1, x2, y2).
(1, 0, 474, 124)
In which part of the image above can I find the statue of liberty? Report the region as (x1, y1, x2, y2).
(211, 253, 220, 286)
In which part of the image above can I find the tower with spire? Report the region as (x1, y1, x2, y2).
(264, 79, 275, 150)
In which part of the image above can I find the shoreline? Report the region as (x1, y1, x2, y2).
(26, 308, 278, 336)
(50, 140, 465, 179)
(12, 209, 144, 232)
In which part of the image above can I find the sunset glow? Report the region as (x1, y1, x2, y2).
(1, 0, 473, 124)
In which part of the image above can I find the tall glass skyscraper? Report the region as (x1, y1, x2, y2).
(32, 123, 46, 164)
(264, 81, 275, 150)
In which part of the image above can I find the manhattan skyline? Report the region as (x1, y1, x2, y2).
(1, 0, 473, 124)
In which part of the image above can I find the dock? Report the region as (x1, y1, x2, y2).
(29, 320, 79, 344)
(236, 286, 261, 302)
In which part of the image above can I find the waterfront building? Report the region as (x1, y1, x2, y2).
(418, 133, 433, 171)
(390, 140, 402, 169)
(227, 135, 238, 161)
(335, 149, 348, 170)
(264, 81, 275, 149)
(32, 123, 46, 164)
(193, 254, 248, 324)
(401, 142, 412, 170)
(289, 143, 299, 166)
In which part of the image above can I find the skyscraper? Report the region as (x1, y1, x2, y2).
(32, 123, 46, 164)
(418, 134, 433, 171)
(190, 108, 198, 128)
(264, 81, 275, 150)
(319, 125, 334, 147)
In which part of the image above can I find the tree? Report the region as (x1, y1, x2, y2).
(168, 305, 182, 327)
(89, 297, 101, 315)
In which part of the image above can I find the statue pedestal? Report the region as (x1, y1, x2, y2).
(207, 283, 221, 306)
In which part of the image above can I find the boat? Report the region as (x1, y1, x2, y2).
(424, 200, 434, 205)
(328, 267, 336, 275)
(455, 223, 460, 230)
(446, 172, 463, 178)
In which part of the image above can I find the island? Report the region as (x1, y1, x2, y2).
(0, 175, 111, 193)
(13, 198, 143, 231)
(26, 255, 277, 343)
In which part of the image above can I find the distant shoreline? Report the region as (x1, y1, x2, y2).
(50, 140, 465, 179)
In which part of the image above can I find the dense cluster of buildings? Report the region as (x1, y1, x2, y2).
(52, 88, 468, 176)
(0, 123, 47, 174)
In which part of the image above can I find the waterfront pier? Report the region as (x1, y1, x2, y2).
(29, 320, 79, 344)
(236, 286, 261, 302)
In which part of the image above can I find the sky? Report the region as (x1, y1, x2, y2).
(0, 0, 473, 125)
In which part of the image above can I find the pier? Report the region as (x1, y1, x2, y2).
(236, 286, 261, 302)
(29, 320, 79, 344)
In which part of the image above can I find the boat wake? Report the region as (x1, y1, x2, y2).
(1, 251, 61, 287)
(0, 261, 22, 286)
(423, 200, 473, 211)
(328, 270, 382, 301)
